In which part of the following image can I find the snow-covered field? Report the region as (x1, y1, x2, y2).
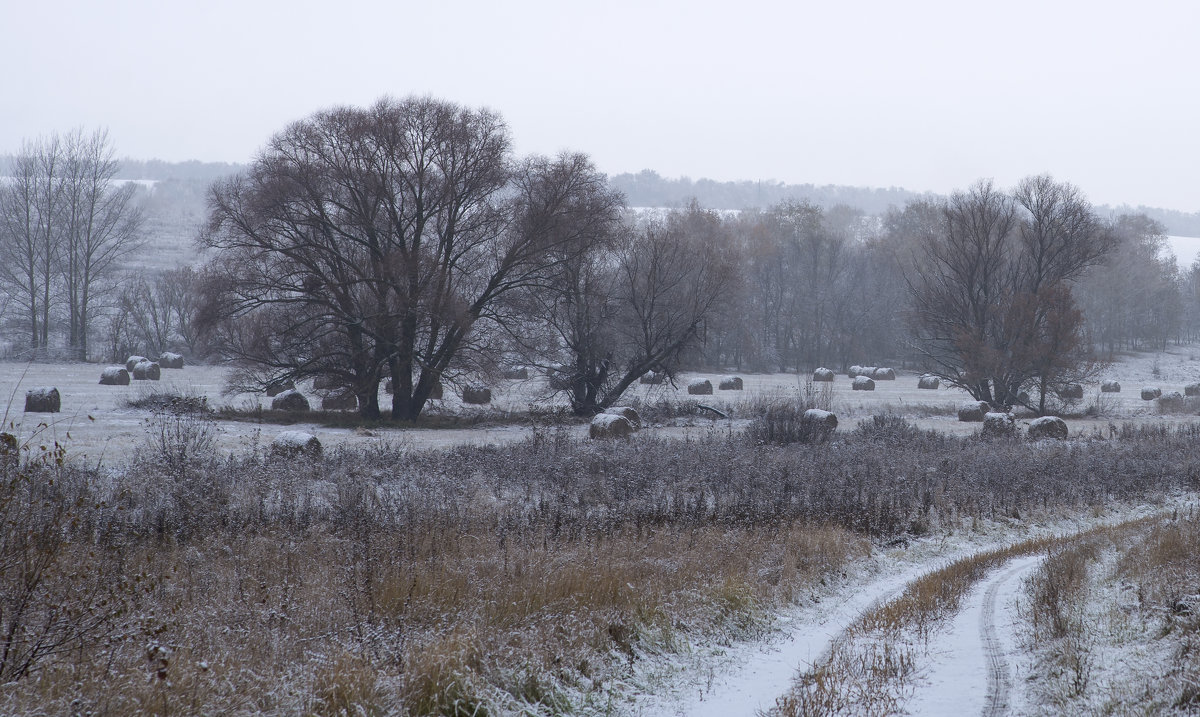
(4, 343, 1200, 464)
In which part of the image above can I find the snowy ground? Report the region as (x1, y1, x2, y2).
(4, 344, 1200, 464)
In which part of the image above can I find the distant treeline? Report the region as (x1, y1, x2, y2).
(611, 170, 1200, 238)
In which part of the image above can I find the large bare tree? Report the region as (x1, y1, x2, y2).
(199, 96, 619, 420)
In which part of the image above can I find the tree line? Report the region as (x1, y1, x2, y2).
(2, 98, 1197, 421)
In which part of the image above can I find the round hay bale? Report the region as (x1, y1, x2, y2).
(125, 355, 147, 372)
(1057, 383, 1084, 399)
(321, 392, 357, 411)
(501, 367, 529, 380)
(917, 374, 940, 390)
(99, 366, 130, 386)
(603, 406, 642, 428)
(871, 367, 896, 381)
(687, 379, 713, 395)
(270, 430, 322, 458)
(957, 400, 991, 422)
(812, 367, 835, 382)
(718, 376, 743, 391)
(851, 376, 875, 391)
(462, 386, 492, 404)
(589, 413, 635, 439)
(802, 408, 838, 432)
(1027, 415, 1068, 440)
(158, 352, 184, 369)
(982, 411, 1016, 437)
(312, 375, 338, 390)
(265, 378, 295, 397)
(24, 387, 60, 413)
(1141, 387, 1162, 400)
(132, 361, 161, 381)
(1186, 383, 1200, 397)
(271, 389, 310, 412)
(848, 365, 865, 378)
(639, 371, 665, 385)
(1101, 381, 1121, 393)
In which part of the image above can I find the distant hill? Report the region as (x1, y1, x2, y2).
(610, 170, 1200, 238)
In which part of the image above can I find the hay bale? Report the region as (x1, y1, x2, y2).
(982, 411, 1016, 437)
(957, 400, 991, 422)
(265, 378, 295, 397)
(159, 352, 184, 369)
(589, 413, 635, 439)
(1057, 383, 1083, 399)
(99, 366, 130, 385)
(24, 387, 60, 413)
(321, 392, 357, 411)
(1101, 381, 1121, 393)
(603, 406, 642, 428)
(271, 389, 310, 412)
(917, 374, 940, 390)
(1186, 383, 1200, 397)
(125, 355, 147, 372)
(848, 365, 865, 378)
(132, 361, 161, 381)
(270, 431, 322, 458)
(639, 371, 665, 385)
(462, 386, 492, 404)
(812, 367, 835, 382)
(718, 376, 743, 391)
(687, 379, 713, 395)
(1141, 386, 1162, 400)
(852, 376, 875, 391)
(1028, 416, 1068, 440)
(802, 408, 838, 432)
(871, 367, 896, 381)
(312, 375, 338, 390)
(501, 367, 529, 380)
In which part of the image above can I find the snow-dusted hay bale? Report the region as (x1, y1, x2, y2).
(321, 392, 357, 411)
(265, 378, 295, 397)
(871, 367, 896, 381)
(158, 352, 184, 369)
(603, 406, 642, 428)
(312, 375, 338, 390)
(1056, 383, 1084, 399)
(812, 367, 835, 382)
(589, 413, 635, 439)
(1027, 415, 1068, 440)
(271, 389, 310, 412)
(1186, 383, 1200, 397)
(917, 374, 940, 390)
(718, 376, 743, 391)
(99, 366, 130, 386)
(957, 400, 991, 422)
(132, 361, 161, 381)
(802, 408, 838, 432)
(1101, 381, 1121, 393)
(270, 430, 322, 458)
(639, 371, 665, 385)
(847, 365, 866, 378)
(981, 411, 1016, 437)
(24, 387, 60, 413)
(125, 355, 147, 372)
(1141, 386, 1162, 401)
(462, 386, 492, 404)
(851, 376, 875, 391)
(501, 366, 529, 380)
(687, 379, 713, 395)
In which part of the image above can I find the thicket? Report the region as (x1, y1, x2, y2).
(2, 419, 1199, 714)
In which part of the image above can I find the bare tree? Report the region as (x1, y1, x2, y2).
(200, 96, 619, 419)
(907, 177, 1113, 411)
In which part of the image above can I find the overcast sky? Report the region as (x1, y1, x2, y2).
(4, 0, 1197, 211)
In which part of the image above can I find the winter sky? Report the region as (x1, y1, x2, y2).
(4, 0, 1198, 211)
